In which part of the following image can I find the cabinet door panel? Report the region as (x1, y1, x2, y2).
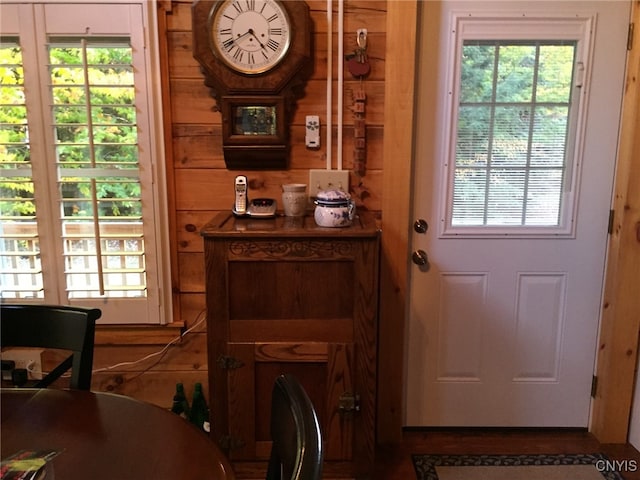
(225, 341, 353, 462)
(227, 342, 255, 459)
(228, 260, 354, 319)
(325, 342, 354, 460)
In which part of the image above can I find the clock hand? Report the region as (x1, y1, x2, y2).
(246, 29, 267, 49)
(232, 29, 265, 51)
(234, 30, 253, 43)
(221, 30, 251, 52)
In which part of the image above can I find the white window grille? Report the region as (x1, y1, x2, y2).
(442, 16, 592, 237)
(0, 3, 170, 324)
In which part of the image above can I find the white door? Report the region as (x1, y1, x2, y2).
(405, 1, 631, 426)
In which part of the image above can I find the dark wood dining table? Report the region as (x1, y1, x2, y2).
(1, 388, 236, 480)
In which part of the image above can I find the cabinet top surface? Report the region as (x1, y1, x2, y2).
(201, 211, 380, 238)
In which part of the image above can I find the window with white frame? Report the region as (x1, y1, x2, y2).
(442, 16, 591, 236)
(0, 2, 170, 324)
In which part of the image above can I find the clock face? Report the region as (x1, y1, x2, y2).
(210, 0, 291, 75)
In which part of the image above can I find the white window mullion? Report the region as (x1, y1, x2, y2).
(130, 2, 168, 322)
(79, 38, 106, 295)
(520, 44, 542, 225)
(483, 44, 500, 226)
(21, 3, 66, 301)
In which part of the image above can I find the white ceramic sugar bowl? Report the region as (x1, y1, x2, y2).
(313, 189, 355, 227)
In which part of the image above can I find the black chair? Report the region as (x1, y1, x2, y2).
(266, 373, 323, 480)
(0, 304, 101, 390)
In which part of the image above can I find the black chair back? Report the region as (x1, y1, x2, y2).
(1, 304, 101, 390)
(266, 374, 323, 480)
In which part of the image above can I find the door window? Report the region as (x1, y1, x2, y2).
(442, 18, 592, 237)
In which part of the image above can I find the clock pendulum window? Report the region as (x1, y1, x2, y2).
(191, 0, 313, 170)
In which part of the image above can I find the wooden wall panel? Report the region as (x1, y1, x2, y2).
(93, 334, 206, 372)
(172, 125, 225, 168)
(93, 371, 209, 409)
(174, 168, 382, 212)
(164, 1, 193, 32)
(169, 79, 219, 124)
(176, 210, 214, 252)
(179, 293, 207, 328)
(178, 252, 206, 293)
(378, 0, 417, 443)
(167, 32, 201, 77)
(92, 333, 208, 409)
(90, 0, 386, 413)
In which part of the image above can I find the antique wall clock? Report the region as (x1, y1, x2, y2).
(192, 0, 313, 169)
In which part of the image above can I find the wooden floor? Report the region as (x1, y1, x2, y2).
(372, 429, 640, 480)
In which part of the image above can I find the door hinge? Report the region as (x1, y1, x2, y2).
(628, 23, 635, 51)
(608, 209, 615, 235)
(338, 391, 361, 415)
(216, 354, 245, 370)
(591, 375, 598, 398)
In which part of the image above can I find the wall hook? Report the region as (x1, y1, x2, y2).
(357, 29, 367, 50)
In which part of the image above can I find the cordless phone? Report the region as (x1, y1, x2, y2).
(232, 175, 277, 218)
(233, 175, 248, 216)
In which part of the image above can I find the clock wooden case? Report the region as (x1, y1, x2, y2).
(192, 0, 313, 169)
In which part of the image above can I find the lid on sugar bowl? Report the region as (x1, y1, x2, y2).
(314, 189, 352, 206)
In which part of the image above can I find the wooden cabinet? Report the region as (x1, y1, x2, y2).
(201, 212, 380, 478)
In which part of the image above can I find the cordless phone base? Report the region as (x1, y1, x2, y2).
(232, 198, 277, 219)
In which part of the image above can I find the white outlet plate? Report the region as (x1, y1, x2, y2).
(308, 169, 349, 199)
(1, 348, 43, 380)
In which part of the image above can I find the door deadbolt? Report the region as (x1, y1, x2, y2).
(414, 219, 428, 234)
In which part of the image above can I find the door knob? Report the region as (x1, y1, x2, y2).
(414, 219, 428, 234)
(412, 249, 429, 266)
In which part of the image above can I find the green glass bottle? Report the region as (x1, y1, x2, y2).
(170, 393, 185, 418)
(171, 382, 190, 419)
(189, 382, 209, 432)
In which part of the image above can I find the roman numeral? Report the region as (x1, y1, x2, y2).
(223, 38, 235, 50)
(232, 48, 244, 62)
(248, 52, 255, 65)
(245, 0, 255, 10)
(269, 28, 283, 36)
(267, 13, 279, 23)
(231, 1, 243, 14)
(219, 28, 232, 36)
(267, 39, 280, 51)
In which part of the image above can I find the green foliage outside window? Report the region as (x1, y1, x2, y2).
(0, 40, 142, 219)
